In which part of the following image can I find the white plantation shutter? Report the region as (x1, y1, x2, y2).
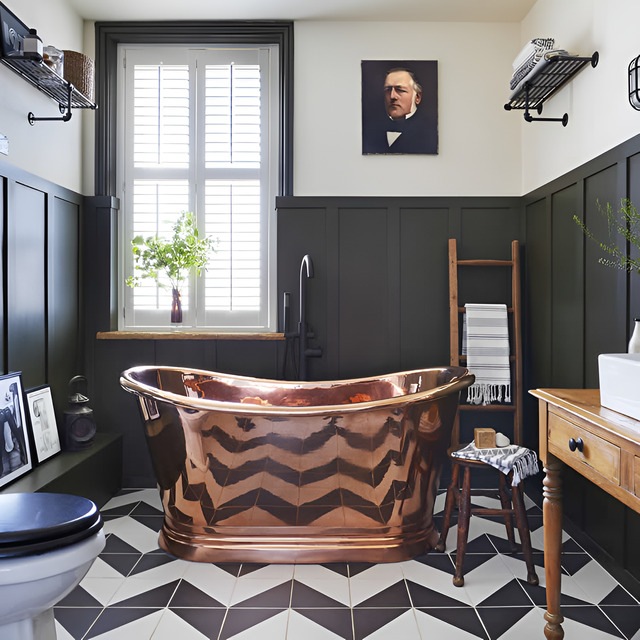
(119, 45, 278, 330)
(205, 180, 261, 312)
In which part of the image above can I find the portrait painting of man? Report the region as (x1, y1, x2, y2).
(362, 60, 438, 155)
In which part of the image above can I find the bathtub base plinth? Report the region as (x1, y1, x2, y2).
(158, 523, 440, 564)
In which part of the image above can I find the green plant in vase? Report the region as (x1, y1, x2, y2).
(125, 211, 216, 325)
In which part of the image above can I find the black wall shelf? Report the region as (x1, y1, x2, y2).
(0, 1, 97, 123)
(504, 51, 599, 126)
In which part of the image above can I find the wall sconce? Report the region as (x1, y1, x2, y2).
(629, 54, 640, 110)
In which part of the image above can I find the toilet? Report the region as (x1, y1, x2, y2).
(0, 492, 105, 640)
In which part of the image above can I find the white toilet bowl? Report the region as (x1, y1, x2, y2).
(0, 493, 105, 640)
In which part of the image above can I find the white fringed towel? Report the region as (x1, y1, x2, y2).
(452, 443, 539, 487)
(463, 303, 511, 405)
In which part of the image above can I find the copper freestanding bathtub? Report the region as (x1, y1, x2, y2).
(120, 365, 473, 563)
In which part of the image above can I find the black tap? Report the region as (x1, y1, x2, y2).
(297, 254, 322, 380)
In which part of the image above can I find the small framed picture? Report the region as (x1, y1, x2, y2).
(0, 372, 33, 488)
(25, 385, 61, 464)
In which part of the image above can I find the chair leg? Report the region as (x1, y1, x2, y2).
(436, 462, 459, 553)
(512, 483, 539, 585)
(453, 465, 472, 587)
(498, 473, 518, 553)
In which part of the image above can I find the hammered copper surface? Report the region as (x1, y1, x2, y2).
(120, 366, 473, 563)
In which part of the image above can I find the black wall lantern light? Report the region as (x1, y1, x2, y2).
(629, 54, 640, 109)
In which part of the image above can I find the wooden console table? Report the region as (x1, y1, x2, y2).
(530, 388, 640, 640)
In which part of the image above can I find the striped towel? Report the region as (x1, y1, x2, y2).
(463, 303, 511, 405)
(452, 443, 539, 487)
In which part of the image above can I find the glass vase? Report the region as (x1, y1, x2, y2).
(171, 288, 183, 325)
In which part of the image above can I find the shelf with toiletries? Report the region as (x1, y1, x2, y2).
(0, 1, 97, 123)
(504, 49, 599, 126)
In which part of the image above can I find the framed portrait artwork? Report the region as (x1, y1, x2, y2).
(25, 385, 61, 464)
(0, 371, 33, 488)
(361, 60, 438, 155)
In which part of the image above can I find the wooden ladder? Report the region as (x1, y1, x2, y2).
(448, 238, 523, 447)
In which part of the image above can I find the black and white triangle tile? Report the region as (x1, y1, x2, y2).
(53, 488, 640, 639)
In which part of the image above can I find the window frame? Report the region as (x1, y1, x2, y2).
(94, 21, 293, 331)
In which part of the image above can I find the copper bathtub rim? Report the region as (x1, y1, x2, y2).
(120, 365, 474, 417)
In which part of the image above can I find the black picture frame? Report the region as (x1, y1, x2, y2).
(362, 59, 438, 155)
(0, 372, 33, 488)
(25, 385, 61, 464)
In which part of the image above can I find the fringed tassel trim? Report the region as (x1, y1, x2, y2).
(467, 383, 512, 405)
(511, 449, 539, 486)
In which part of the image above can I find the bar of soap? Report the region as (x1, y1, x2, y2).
(474, 427, 496, 448)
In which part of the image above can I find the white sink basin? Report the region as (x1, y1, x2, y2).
(598, 353, 640, 422)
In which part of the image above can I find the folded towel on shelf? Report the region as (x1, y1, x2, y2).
(452, 442, 539, 487)
(463, 303, 511, 405)
(511, 37, 555, 70)
(509, 48, 570, 93)
(510, 38, 556, 89)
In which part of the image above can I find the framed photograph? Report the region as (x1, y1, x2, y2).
(0, 372, 33, 488)
(362, 59, 438, 155)
(25, 385, 61, 464)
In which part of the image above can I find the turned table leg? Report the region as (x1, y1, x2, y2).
(543, 454, 564, 640)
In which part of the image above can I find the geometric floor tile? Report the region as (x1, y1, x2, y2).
(52, 488, 640, 640)
(352, 608, 420, 640)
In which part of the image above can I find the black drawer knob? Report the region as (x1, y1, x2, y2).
(568, 437, 584, 452)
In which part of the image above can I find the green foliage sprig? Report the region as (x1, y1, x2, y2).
(125, 211, 216, 291)
(573, 198, 640, 274)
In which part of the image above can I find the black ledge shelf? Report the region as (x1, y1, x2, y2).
(504, 51, 599, 126)
(1, 57, 97, 124)
(0, 1, 96, 123)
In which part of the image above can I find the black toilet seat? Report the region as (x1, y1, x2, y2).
(0, 493, 103, 558)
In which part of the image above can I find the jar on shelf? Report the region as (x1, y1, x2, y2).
(43, 46, 64, 76)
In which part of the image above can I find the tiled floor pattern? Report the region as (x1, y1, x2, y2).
(53, 488, 640, 639)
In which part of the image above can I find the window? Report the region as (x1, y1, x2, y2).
(118, 46, 277, 330)
(118, 44, 278, 331)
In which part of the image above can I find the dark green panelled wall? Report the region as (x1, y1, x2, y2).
(4, 131, 640, 590)
(0, 160, 82, 414)
(524, 140, 640, 589)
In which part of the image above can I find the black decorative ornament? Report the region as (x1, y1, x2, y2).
(62, 376, 97, 451)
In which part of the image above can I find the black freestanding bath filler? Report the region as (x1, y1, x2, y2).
(297, 254, 322, 380)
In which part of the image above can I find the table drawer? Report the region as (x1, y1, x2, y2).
(548, 412, 620, 485)
(635, 456, 640, 498)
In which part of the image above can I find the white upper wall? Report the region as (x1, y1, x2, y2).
(0, 0, 86, 193)
(294, 21, 523, 196)
(2, 0, 640, 197)
(519, 0, 640, 194)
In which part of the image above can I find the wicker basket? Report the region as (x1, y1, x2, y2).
(62, 50, 95, 102)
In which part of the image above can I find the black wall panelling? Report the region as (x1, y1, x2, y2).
(7, 180, 46, 390)
(48, 195, 81, 410)
(276, 197, 523, 382)
(524, 131, 640, 590)
(1, 161, 83, 408)
(6, 130, 640, 586)
(0, 158, 85, 490)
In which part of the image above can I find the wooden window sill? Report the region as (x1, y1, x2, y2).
(96, 331, 285, 341)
